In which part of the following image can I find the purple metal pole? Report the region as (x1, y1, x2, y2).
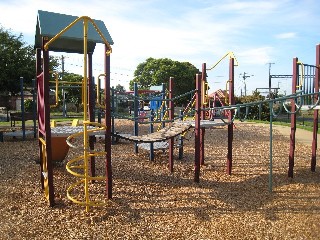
(226, 58, 235, 175)
(200, 63, 206, 165)
(104, 45, 112, 198)
(311, 45, 320, 172)
(194, 74, 201, 182)
(288, 57, 298, 178)
(36, 48, 44, 190)
(168, 77, 174, 172)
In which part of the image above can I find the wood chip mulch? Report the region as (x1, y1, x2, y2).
(0, 119, 319, 239)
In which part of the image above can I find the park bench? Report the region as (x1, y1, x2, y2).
(10, 112, 34, 127)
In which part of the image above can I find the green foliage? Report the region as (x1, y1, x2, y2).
(114, 84, 126, 93)
(0, 27, 35, 95)
(24, 99, 33, 112)
(49, 56, 60, 73)
(130, 58, 199, 105)
(0, 26, 59, 97)
(54, 72, 83, 112)
(235, 90, 270, 120)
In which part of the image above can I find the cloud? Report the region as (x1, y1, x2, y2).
(275, 32, 297, 39)
(218, 0, 281, 14)
(0, 0, 318, 94)
(237, 47, 274, 65)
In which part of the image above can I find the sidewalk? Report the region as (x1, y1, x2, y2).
(247, 122, 318, 146)
(272, 124, 317, 146)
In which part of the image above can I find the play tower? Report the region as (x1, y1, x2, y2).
(35, 10, 113, 210)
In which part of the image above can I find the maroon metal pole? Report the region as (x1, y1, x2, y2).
(200, 63, 206, 165)
(42, 37, 55, 206)
(194, 74, 201, 182)
(88, 52, 96, 179)
(104, 45, 112, 198)
(36, 47, 44, 190)
(169, 77, 174, 172)
(288, 57, 298, 178)
(226, 58, 235, 175)
(311, 45, 320, 172)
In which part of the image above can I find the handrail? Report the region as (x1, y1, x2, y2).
(203, 91, 320, 114)
(44, 16, 112, 55)
(96, 73, 106, 109)
(49, 72, 59, 108)
(225, 80, 231, 105)
(206, 51, 239, 71)
(49, 72, 84, 108)
(202, 81, 209, 105)
(296, 61, 304, 90)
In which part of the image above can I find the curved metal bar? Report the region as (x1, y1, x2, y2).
(271, 100, 284, 118)
(300, 92, 320, 110)
(66, 122, 106, 148)
(237, 105, 250, 122)
(219, 108, 237, 124)
(282, 93, 303, 114)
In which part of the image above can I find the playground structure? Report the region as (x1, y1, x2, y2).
(33, 10, 320, 212)
(289, 47, 320, 176)
(207, 45, 320, 191)
(35, 10, 215, 212)
(35, 10, 113, 211)
(108, 55, 236, 175)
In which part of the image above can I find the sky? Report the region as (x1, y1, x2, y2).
(0, 0, 319, 96)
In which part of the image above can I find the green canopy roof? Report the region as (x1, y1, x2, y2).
(35, 10, 114, 53)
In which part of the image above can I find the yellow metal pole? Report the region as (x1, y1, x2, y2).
(42, 15, 113, 212)
(97, 73, 106, 105)
(206, 52, 239, 71)
(44, 16, 112, 53)
(296, 61, 304, 89)
(83, 18, 90, 212)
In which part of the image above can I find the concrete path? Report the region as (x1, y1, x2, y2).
(249, 122, 318, 146)
(272, 124, 318, 146)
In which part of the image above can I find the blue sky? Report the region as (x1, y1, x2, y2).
(1, 0, 319, 96)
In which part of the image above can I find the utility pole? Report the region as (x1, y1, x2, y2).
(61, 55, 65, 75)
(267, 62, 275, 98)
(240, 72, 253, 97)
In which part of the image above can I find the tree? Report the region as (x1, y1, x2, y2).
(114, 84, 126, 93)
(129, 58, 199, 105)
(0, 26, 60, 91)
(0, 26, 35, 95)
(0, 26, 60, 113)
(235, 90, 270, 120)
(58, 73, 83, 113)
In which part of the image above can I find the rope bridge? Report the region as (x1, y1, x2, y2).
(113, 122, 192, 143)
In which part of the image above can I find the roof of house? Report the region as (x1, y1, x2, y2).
(35, 10, 114, 53)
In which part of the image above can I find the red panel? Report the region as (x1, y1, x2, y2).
(37, 72, 46, 135)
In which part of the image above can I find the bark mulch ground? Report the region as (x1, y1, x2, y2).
(0, 119, 319, 239)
